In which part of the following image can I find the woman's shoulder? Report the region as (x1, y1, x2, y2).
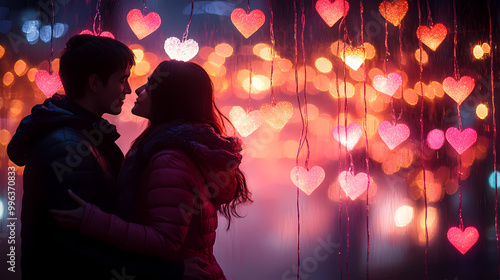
(147, 149, 198, 173)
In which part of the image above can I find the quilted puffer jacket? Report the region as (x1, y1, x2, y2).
(79, 121, 243, 280)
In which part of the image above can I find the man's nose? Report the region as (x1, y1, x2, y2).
(124, 82, 132, 95)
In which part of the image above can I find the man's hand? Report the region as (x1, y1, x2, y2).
(49, 189, 86, 231)
(183, 256, 210, 280)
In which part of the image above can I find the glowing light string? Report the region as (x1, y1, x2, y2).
(182, 0, 194, 43)
(417, 0, 429, 278)
(268, 0, 277, 106)
(360, 0, 370, 279)
(93, 0, 102, 35)
(293, 1, 301, 278)
(49, 0, 54, 75)
(487, 0, 499, 276)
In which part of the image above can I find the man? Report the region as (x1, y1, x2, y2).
(7, 35, 183, 279)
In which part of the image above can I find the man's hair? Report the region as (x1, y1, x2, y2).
(59, 35, 135, 99)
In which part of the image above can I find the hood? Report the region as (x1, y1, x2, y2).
(140, 120, 243, 205)
(7, 94, 119, 166)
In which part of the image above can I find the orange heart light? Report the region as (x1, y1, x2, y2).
(339, 46, 366, 71)
(373, 73, 402, 97)
(338, 171, 369, 200)
(447, 226, 479, 255)
(79, 30, 115, 39)
(379, 0, 408, 27)
(126, 9, 161, 40)
(35, 70, 63, 98)
(442, 76, 475, 105)
(229, 106, 263, 137)
(259, 101, 293, 131)
(230, 8, 265, 39)
(164, 37, 199, 62)
(290, 165, 326, 196)
(416, 23, 447, 51)
(315, 0, 349, 28)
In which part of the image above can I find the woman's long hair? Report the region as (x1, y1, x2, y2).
(130, 60, 252, 229)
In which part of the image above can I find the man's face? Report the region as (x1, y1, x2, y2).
(100, 66, 131, 115)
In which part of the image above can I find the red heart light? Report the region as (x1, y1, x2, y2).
(426, 129, 445, 150)
(447, 226, 479, 255)
(229, 106, 263, 137)
(416, 23, 447, 51)
(259, 101, 294, 131)
(373, 73, 402, 97)
(338, 171, 369, 200)
(79, 30, 115, 39)
(332, 123, 362, 151)
(379, 0, 408, 27)
(442, 76, 475, 105)
(445, 127, 477, 155)
(378, 121, 410, 150)
(230, 8, 265, 39)
(290, 165, 326, 196)
(164, 37, 199, 62)
(126, 9, 161, 40)
(315, 0, 349, 28)
(35, 70, 63, 98)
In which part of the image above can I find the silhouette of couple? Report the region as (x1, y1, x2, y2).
(7, 35, 252, 280)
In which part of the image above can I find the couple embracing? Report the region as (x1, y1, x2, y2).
(7, 35, 252, 280)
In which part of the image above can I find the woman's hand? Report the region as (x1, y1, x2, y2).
(49, 189, 87, 231)
(182, 256, 210, 280)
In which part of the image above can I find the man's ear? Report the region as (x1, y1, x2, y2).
(88, 74, 102, 93)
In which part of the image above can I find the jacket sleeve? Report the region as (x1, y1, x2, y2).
(80, 150, 197, 260)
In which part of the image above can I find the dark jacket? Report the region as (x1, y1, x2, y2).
(79, 121, 243, 280)
(7, 94, 183, 280)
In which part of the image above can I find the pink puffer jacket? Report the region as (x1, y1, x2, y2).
(79, 122, 243, 280)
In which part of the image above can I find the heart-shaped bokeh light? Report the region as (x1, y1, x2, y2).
(416, 23, 447, 51)
(445, 127, 477, 155)
(230, 8, 265, 38)
(126, 9, 161, 40)
(378, 121, 410, 150)
(373, 73, 402, 97)
(332, 123, 362, 151)
(290, 165, 326, 196)
(379, 0, 409, 27)
(426, 129, 445, 150)
(164, 37, 199, 62)
(315, 0, 349, 27)
(79, 30, 115, 39)
(447, 226, 479, 255)
(442, 76, 475, 105)
(339, 46, 366, 71)
(259, 101, 293, 131)
(35, 70, 63, 98)
(229, 106, 263, 137)
(338, 171, 369, 200)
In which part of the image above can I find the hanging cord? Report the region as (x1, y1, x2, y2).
(425, 0, 433, 26)
(182, 0, 194, 42)
(417, 0, 429, 278)
(360, 1, 370, 279)
(487, 0, 500, 278)
(293, 1, 301, 279)
(142, 0, 148, 14)
(268, 0, 277, 106)
(48, 0, 55, 75)
(93, 0, 102, 35)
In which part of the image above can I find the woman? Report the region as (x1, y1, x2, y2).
(51, 60, 252, 279)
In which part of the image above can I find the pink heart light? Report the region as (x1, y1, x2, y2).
(315, 0, 349, 28)
(332, 123, 362, 151)
(373, 73, 402, 97)
(416, 23, 447, 51)
(338, 171, 369, 200)
(426, 129, 445, 150)
(230, 8, 265, 38)
(79, 30, 115, 39)
(164, 37, 199, 62)
(259, 101, 294, 131)
(378, 121, 410, 150)
(447, 226, 479, 255)
(126, 9, 161, 40)
(35, 70, 63, 98)
(442, 76, 475, 105)
(290, 166, 325, 196)
(445, 127, 477, 155)
(229, 106, 263, 137)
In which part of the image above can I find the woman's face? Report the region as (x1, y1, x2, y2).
(131, 80, 152, 118)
